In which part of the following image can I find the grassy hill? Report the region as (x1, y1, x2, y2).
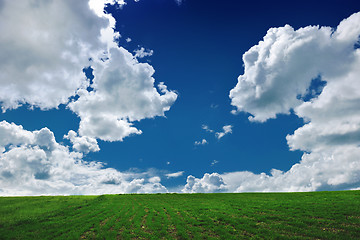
(0, 191, 359, 239)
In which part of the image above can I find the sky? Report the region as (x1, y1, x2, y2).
(0, 0, 360, 195)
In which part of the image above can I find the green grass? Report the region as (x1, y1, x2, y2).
(0, 191, 359, 239)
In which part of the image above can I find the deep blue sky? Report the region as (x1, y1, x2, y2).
(2, 0, 359, 189)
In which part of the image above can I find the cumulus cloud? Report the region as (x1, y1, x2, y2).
(182, 173, 226, 193)
(205, 11, 360, 193)
(0, 0, 177, 142)
(0, 121, 168, 196)
(194, 139, 208, 146)
(185, 147, 360, 193)
(64, 130, 100, 154)
(134, 47, 154, 58)
(0, 0, 178, 195)
(215, 125, 233, 139)
(166, 171, 184, 179)
(0, 0, 110, 111)
(68, 47, 177, 141)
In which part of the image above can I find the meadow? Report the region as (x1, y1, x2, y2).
(0, 191, 359, 239)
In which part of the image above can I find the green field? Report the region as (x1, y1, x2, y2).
(0, 191, 359, 239)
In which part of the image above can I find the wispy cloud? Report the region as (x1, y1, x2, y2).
(210, 104, 219, 109)
(202, 124, 214, 133)
(175, 0, 183, 6)
(166, 171, 184, 179)
(211, 160, 219, 166)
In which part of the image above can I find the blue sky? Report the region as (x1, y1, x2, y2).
(0, 0, 360, 195)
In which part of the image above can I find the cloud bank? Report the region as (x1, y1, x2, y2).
(183, 12, 360, 193)
(0, 121, 168, 196)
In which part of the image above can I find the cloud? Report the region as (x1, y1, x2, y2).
(202, 124, 214, 133)
(68, 47, 177, 141)
(126, 37, 132, 42)
(166, 171, 184, 179)
(201, 124, 232, 140)
(64, 130, 100, 154)
(134, 47, 154, 58)
(0, 0, 111, 111)
(215, 125, 233, 139)
(182, 173, 226, 193)
(210, 104, 219, 109)
(194, 139, 208, 146)
(0, 121, 169, 196)
(175, 0, 183, 6)
(0, 0, 177, 142)
(211, 160, 219, 166)
(148, 176, 161, 183)
(211, 11, 360, 193)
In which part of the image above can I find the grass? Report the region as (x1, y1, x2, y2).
(0, 191, 359, 239)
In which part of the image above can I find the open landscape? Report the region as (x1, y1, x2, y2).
(0, 191, 359, 239)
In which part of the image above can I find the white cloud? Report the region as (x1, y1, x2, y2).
(229, 17, 359, 122)
(0, 0, 111, 111)
(211, 11, 360, 193)
(68, 47, 177, 141)
(215, 125, 233, 139)
(175, 0, 183, 6)
(0, 0, 177, 143)
(148, 176, 161, 183)
(202, 124, 214, 133)
(134, 47, 154, 58)
(185, 146, 360, 193)
(182, 173, 226, 193)
(126, 37, 132, 42)
(166, 171, 184, 179)
(64, 130, 100, 154)
(201, 124, 232, 140)
(0, 121, 168, 196)
(194, 139, 208, 146)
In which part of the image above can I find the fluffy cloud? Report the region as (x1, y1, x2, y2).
(0, 121, 168, 196)
(182, 173, 226, 193)
(215, 125, 233, 139)
(229, 13, 360, 122)
(68, 46, 177, 141)
(206, 11, 360, 193)
(0, 0, 177, 142)
(134, 47, 154, 59)
(64, 130, 100, 154)
(185, 146, 360, 193)
(0, 0, 110, 111)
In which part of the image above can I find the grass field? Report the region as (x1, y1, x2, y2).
(0, 191, 359, 239)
